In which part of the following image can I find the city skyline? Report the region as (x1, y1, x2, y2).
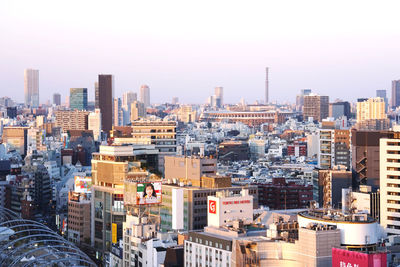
(2, 1, 400, 104)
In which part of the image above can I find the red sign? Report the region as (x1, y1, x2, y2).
(209, 200, 217, 214)
(222, 200, 251, 205)
(332, 248, 387, 267)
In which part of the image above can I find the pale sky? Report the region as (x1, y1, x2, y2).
(1, 0, 400, 104)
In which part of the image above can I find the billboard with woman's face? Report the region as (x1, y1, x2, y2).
(136, 182, 162, 205)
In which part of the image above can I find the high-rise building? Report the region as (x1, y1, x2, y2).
(53, 93, 61, 106)
(113, 98, 122, 127)
(303, 94, 329, 122)
(98, 75, 114, 133)
(376, 89, 388, 110)
(351, 129, 392, 188)
(215, 87, 223, 107)
(91, 145, 148, 258)
(88, 109, 102, 142)
(392, 80, 400, 108)
(122, 91, 136, 125)
(356, 97, 386, 122)
(24, 69, 39, 108)
(296, 89, 312, 111)
(318, 128, 351, 170)
(380, 133, 400, 235)
(2, 127, 29, 156)
(130, 101, 146, 121)
(69, 88, 88, 110)
(139, 84, 150, 107)
(265, 67, 269, 104)
(329, 101, 351, 119)
(94, 82, 99, 109)
(68, 191, 91, 246)
(122, 91, 137, 108)
(172, 97, 179, 105)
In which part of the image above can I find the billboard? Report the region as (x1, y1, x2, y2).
(136, 182, 162, 205)
(332, 248, 387, 267)
(209, 200, 217, 214)
(74, 176, 92, 193)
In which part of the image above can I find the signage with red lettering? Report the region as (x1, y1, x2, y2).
(332, 248, 386, 267)
(209, 200, 217, 214)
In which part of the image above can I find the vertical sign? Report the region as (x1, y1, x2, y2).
(112, 223, 117, 244)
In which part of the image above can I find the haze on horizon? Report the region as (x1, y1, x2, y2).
(1, 0, 400, 105)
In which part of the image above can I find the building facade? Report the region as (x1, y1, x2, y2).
(303, 94, 329, 122)
(24, 68, 39, 108)
(98, 74, 114, 133)
(70, 88, 88, 110)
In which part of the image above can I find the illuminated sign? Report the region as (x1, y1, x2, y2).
(136, 182, 162, 205)
(209, 200, 217, 214)
(74, 176, 92, 193)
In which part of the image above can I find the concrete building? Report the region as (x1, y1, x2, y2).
(70, 88, 88, 110)
(376, 89, 388, 111)
(113, 98, 122, 127)
(161, 179, 258, 231)
(55, 110, 90, 131)
(91, 145, 149, 259)
(24, 68, 39, 108)
(88, 109, 102, 142)
(130, 101, 146, 122)
(53, 93, 61, 106)
(139, 84, 150, 108)
(2, 126, 29, 156)
(68, 191, 91, 246)
(380, 135, 400, 235)
(131, 120, 177, 172)
(98, 74, 114, 133)
(318, 167, 352, 209)
(215, 86, 223, 107)
(356, 97, 386, 122)
(295, 89, 312, 111)
(329, 101, 351, 119)
(351, 129, 392, 188)
(122, 91, 137, 125)
(208, 189, 253, 228)
(178, 105, 196, 123)
(318, 128, 351, 170)
(303, 94, 329, 122)
(256, 178, 313, 210)
(342, 185, 380, 221)
(392, 80, 400, 108)
(218, 141, 250, 162)
(164, 156, 217, 186)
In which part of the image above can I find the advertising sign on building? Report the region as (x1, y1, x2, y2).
(112, 223, 117, 244)
(332, 248, 387, 267)
(74, 176, 92, 193)
(136, 182, 162, 205)
(209, 200, 217, 214)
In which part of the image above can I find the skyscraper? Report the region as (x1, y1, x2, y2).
(113, 98, 122, 126)
(376, 89, 388, 111)
(392, 80, 400, 108)
(94, 82, 99, 109)
(130, 101, 146, 121)
(69, 88, 88, 110)
(139, 84, 150, 107)
(24, 69, 39, 108)
(303, 94, 329, 122)
(265, 67, 269, 104)
(122, 91, 137, 125)
(98, 75, 114, 133)
(53, 93, 61, 106)
(215, 87, 223, 107)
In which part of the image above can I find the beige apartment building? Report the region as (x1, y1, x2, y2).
(357, 97, 386, 122)
(55, 110, 90, 131)
(380, 134, 400, 235)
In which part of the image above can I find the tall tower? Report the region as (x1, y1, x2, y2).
(69, 88, 88, 110)
(215, 87, 223, 107)
(139, 85, 150, 108)
(392, 80, 400, 108)
(24, 69, 39, 108)
(98, 74, 114, 133)
(265, 67, 269, 104)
